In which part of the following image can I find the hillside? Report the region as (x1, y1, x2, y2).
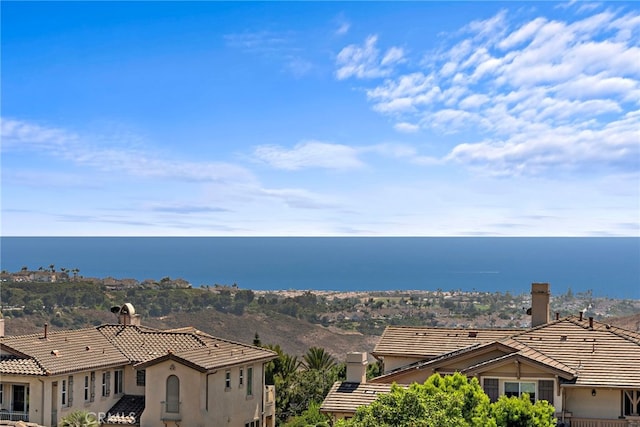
(2, 280, 638, 360)
(1, 307, 377, 359)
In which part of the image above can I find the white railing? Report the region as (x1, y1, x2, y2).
(570, 418, 629, 427)
(0, 410, 29, 422)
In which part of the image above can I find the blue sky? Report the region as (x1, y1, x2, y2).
(2, 1, 639, 236)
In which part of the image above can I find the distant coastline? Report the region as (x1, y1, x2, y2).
(2, 236, 639, 299)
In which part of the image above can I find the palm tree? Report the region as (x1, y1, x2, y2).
(72, 268, 80, 281)
(303, 347, 336, 371)
(49, 264, 55, 273)
(59, 410, 99, 427)
(264, 344, 302, 384)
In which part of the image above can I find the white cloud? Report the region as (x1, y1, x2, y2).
(394, 122, 420, 133)
(343, 6, 640, 176)
(1, 118, 257, 184)
(335, 35, 404, 80)
(253, 140, 365, 171)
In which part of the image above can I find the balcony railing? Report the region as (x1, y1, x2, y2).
(570, 418, 629, 427)
(0, 410, 29, 422)
(160, 401, 182, 421)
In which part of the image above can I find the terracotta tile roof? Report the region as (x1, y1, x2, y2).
(369, 341, 515, 383)
(320, 381, 396, 414)
(1, 323, 276, 376)
(372, 316, 640, 389)
(105, 395, 145, 425)
(372, 326, 522, 359)
(508, 316, 640, 388)
(97, 324, 206, 363)
(135, 333, 277, 371)
(1, 328, 129, 375)
(0, 355, 45, 376)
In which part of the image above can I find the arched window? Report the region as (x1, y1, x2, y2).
(166, 375, 180, 413)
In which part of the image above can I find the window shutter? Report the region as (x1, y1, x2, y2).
(483, 378, 499, 402)
(90, 372, 96, 402)
(106, 371, 111, 396)
(538, 380, 554, 405)
(68, 376, 74, 405)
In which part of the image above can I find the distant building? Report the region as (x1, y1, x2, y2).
(0, 304, 277, 427)
(322, 283, 640, 427)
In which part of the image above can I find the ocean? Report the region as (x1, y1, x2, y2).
(1, 237, 638, 299)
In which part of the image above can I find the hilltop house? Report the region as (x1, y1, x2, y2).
(322, 283, 640, 427)
(0, 304, 277, 427)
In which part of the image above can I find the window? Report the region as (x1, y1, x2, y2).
(114, 370, 124, 395)
(61, 379, 67, 406)
(136, 370, 146, 387)
(84, 375, 90, 402)
(239, 368, 244, 387)
(505, 381, 535, 402)
(11, 385, 27, 413)
(225, 371, 231, 389)
(483, 378, 499, 402)
(247, 367, 253, 396)
(166, 375, 180, 413)
(0, 383, 3, 404)
(245, 421, 260, 427)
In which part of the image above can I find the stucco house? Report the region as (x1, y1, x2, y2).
(0, 304, 277, 427)
(322, 283, 640, 426)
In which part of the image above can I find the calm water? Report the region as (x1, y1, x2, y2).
(1, 237, 638, 299)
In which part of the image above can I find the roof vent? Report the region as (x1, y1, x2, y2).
(468, 331, 478, 338)
(560, 335, 567, 341)
(51, 350, 59, 356)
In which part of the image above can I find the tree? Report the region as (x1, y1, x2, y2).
(303, 347, 336, 371)
(336, 373, 556, 427)
(282, 401, 329, 427)
(59, 410, 99, 427)
(491, 394, 556, 427)
(338, 373, 491, 427)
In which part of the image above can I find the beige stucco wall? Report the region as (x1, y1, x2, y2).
(381, 356, 424, 373)
(381, 368, 434, 385)
(53, 367, 131, 425)
(1, 368, 131, 427)
(0, 375, 45, 425)
(565, 387, 621, 419)
(140, 360, 267, 427)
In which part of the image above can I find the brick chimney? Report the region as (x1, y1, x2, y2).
(531, 283, 550, 327)
(346, 352, 368, 383)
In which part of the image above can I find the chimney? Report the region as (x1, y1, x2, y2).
(44, 323, 48, 339)
(346, 352, 368, 384)
(555, 312, 560, 320)
(118, 303, 141, 326)
(589, 317, 594, 329)
(0, 318, 4, 338)
(579, 311, 583, 321)
(531, 283, 550, 327)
